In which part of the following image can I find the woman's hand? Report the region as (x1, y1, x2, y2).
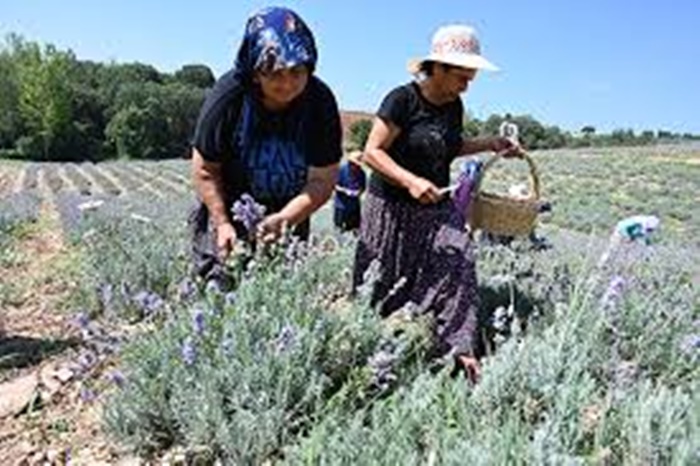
(457, 354, 481, 384)
(215, 222, 238, 260)
(256, 212, 289, 244)
(408, 176, 444, 204)
(489, 136, 523, 159)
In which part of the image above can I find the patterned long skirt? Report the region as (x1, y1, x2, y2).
(352, 191, 479, 357)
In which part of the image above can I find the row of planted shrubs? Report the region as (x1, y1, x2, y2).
(84, 219, 699, 464)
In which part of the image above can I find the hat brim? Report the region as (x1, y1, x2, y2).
(407, 53, 499, 74)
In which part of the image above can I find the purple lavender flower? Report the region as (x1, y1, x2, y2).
(75, 312, 90, 329)
(192, 308, 206, 335)
(231, 193, 266, 233)
(680, 334, 700, 356)
(274, 325, 297, 354)
(132, 290, 165, 316)
(80, 387, 97, 403)
(181, 338, 196, 366)
(224, 292, 237, 307)
(177, 278, 197, 301)
(74, 312, 92, 340)
(602, 275, 626, 307)
(107, 370, 126, 388)
(205, 279, 222, 296)
(77, 351, 98, 372)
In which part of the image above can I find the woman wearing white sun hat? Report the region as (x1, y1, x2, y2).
(353, 24, 521, 383)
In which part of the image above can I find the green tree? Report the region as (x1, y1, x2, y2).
(581, 125, 596, 135)
(462, 115, 482, 138)
(12, 37, 74, 159)
(349, 119, 372, 150)
(173, 64, 215, 89)
(640, 130, 655, 145)
(541, 125, 567, 149)
(105, 101, 170, 159)
(0, 47, 22, 149)
(112, 81, 204, 157)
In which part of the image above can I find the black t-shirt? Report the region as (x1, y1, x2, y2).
(371, 82, 464, 201)
(192, 69, 343, 204)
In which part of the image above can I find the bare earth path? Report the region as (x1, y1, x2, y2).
(0, 167, 126, 465)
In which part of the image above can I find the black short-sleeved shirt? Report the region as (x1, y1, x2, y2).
(192, 69, 343, 204)
(370, 82, 464, 202)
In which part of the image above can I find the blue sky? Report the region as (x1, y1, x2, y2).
(2, 0, 698, 133)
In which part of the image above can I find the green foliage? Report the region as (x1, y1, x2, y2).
(105, 242, 431, 462)
(283, 242, 700, 465)
(67, 195, 192, 320)
(349, 118, 372, 150)
(0, 34, 206, 161)
(173, 64, 215, 89)
(11, 37, 75, 159)
(482, 114, 567, 150)
(462, 113, 482, 138)
(0, 152, 690, 463)
(1, 34, 699, 161)
(104, 82, 204, 159)
(0, 49, 22, 149)
(106, 103, 171, 159)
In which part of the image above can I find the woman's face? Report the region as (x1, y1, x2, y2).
(435, 65, 478, 99)
(255, 64, 310, 110)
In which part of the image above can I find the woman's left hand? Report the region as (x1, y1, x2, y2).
(490, 136, 523, 158)
(256, 213, 289, 244)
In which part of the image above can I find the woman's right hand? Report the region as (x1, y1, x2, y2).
(215, 222, 237, 260)
(408, 176, 443, 204)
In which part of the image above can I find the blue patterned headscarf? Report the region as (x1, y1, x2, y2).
(231, 7, 318, 201)
(234, 7, 317, 82)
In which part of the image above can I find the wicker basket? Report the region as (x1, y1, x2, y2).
(468, 150, 541, 237)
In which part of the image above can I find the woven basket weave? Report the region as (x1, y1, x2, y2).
(468, 151, 541, 237)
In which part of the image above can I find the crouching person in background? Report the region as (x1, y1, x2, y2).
(333, 151, 367, 233)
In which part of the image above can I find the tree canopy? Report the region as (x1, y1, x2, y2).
(1, 34, 697, 161)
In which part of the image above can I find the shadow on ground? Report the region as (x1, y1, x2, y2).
(0, 334, 80, 374)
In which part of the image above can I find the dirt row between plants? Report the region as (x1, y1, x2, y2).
(0, 170, 127, 465)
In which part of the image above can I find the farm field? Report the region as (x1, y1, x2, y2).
(1, 145, 698, 464)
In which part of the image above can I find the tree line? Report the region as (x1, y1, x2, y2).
(0, 34, 213, 161)
(348, 114, 699, 153)
(1, 34, 698, 161)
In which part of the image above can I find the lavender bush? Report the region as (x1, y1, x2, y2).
(104, 239, 431, 463)
(284, 233, 700, 465)
(67, 193, 195, 321)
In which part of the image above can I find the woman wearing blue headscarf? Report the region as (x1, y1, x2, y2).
(190, 7, 342, 284)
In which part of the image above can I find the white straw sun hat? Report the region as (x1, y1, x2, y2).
(407, 25, 499, 74)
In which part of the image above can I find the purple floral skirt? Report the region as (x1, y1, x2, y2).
(352, 191, 479, 357)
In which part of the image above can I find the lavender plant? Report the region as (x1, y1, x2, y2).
(104, 237, 431, 463)
(67, 194, 195, 321)
(284, 241, 699, 465)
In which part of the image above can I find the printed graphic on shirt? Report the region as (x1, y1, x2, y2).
(241, 136, 307, 200)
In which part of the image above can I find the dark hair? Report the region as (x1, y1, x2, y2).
(419, 60, 458, 77)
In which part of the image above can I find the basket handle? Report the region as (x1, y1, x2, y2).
(475, 149, 541, 201)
